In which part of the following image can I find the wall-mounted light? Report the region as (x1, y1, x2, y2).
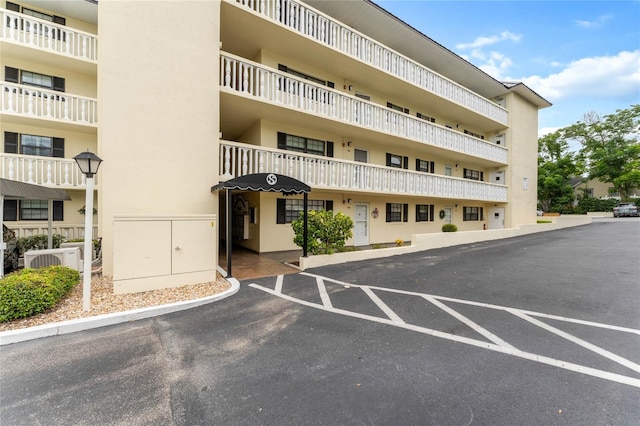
(347, 141, 352, 146)
(455, 164, 459, 168)
(455, 204, 458, 208)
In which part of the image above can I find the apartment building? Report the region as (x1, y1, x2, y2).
(1, 0, 551, 293)
(573, 178, 639, 200)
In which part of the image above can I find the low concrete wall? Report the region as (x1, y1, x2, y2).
(587, 211, 613, 217)
(298, 215, 592, 270)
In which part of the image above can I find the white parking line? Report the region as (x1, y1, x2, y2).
(507, 308, 640, 374)
(274, 274, 283, 294)
(316, 276, 333, 309)
(362, 286, 405, 324)
(423, 295, 514, 349)
(249, 273, 640, 388)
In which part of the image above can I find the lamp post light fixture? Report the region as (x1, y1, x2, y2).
(73, 151, 102, 311)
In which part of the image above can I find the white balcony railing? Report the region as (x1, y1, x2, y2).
(0, 153, 93, 188)
(1, 82, 98, 126)
(221, 54, 508, 164)
(220, 141, 508, 202)
(232, 0, 508, 125)
(8, 223, 97, 241)
(1, 8, 97, 62)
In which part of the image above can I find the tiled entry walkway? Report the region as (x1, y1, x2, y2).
(219, 247, 301, 280)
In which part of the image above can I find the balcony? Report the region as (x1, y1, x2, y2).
(1, 8, 97, 63)
(220, 141, 508, 202)
(221, 54, 508, 164)
(0, 153, 94, 189)
(229, 0, 508, 125)
(1, 82, 98, 128)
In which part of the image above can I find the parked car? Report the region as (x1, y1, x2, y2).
(613, 203, 640, 218)
(3, 225, 19, 273)
(536, 209, 544, 216)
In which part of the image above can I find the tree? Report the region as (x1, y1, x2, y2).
(291, 209, 353, 255)
(537, 130, 581, 212)
(565, 105, 640, 200)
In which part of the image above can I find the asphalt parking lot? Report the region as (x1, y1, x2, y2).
(1, 218, 639, 425)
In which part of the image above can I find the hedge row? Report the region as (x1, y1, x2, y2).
(0, 266, 80, 323)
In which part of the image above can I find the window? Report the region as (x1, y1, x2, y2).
(463, 129, 485, 140)
(4, 132, 64, 157)
(277, 132, 333, 157)
(7, 2, 66, 25)
(608, 187, 618, 197)
(355, 92, 370, 101)
(5, 66, 65, 92)
(416, 112, 435, 123)
(463, 168, 483, 181)
(278, 64, 334, 88)
(463, 207, 484, 221)
(276, 199, 333, 224)
(416, 159, 435, 173)
(3, 199, 64, 221)
(386, 153, 408, 169)
(387, 102, 409, 114)
(416, 204, 435, 222)
(585, 188, 594, 198)
(386, 203, 408, 222)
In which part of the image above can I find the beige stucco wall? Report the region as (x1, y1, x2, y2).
(248, 191, 485, 253)
(504, 92, 539, 227)
(2, 57, 97, 98)
(98, 0, 221, 281)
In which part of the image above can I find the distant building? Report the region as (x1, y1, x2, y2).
(573, 178, 639, 200)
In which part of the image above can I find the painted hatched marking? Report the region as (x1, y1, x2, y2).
(248, 273, 640, 389)
(506, 308, 640, 374)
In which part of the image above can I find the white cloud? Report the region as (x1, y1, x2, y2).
(455, 31, 522, 80)
(520, 50, 640, 102)
(455, 31, 521, 50)
(574, 14, 612, 29)
(478, 52, 513, 80)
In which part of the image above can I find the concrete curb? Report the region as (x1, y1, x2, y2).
(0, 278, 241, 346)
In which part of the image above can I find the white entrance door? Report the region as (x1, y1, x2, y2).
(488, 207, 505, 229)
(444, 207, 452, 224)
(354, 203, 369, 246)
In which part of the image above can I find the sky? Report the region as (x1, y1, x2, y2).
(374, 0, 640, 138)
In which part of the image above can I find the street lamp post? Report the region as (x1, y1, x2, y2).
(73, 151, 102, 311)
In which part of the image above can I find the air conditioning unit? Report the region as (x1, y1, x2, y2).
(24, 247, 82, 271)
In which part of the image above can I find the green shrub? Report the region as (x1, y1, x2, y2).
(291, 209, 354, 255)
(0, 266, 80, 323)
(442, 224, 458, 232)
(574, 197, 618, 214)
(16, 234, 65, 256)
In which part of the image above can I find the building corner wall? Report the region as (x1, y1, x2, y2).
(98, 0, 221, 290)
(506, 93, 540, 227)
